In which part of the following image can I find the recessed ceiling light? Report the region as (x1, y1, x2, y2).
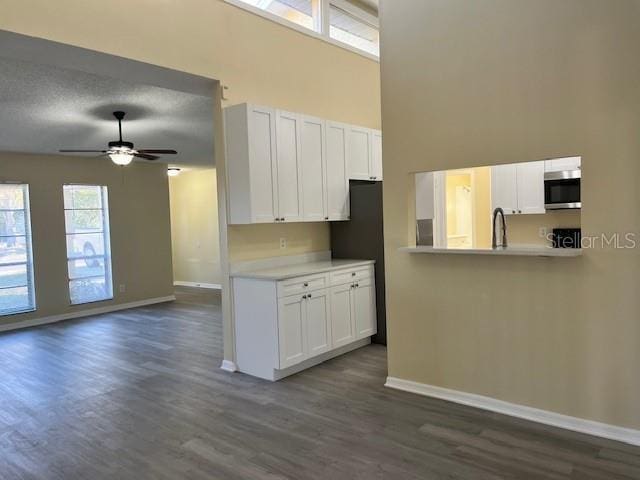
(167, 167, 181, 177)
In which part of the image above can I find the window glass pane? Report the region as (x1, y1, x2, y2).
(63, 185, 103, 210)
(238, 0, 314, 30)
(69, 277, 109, 305)
(0, 184, 35, 316)
(0, 211, 27, 236)
(329, 5, 379, 56)
(0, 236, 27, 265)
(0, 264, 28, 289)
(64, 185, 112, 305)
(68, 257, 106, 281)
(64, 210, 104, 234)
(0, 185, 25, 209)
(0, 286, 31, 315)
(66, 233, 106, 259)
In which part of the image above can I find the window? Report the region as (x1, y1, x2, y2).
(0, 184, 36, 316)
(329, 4, 379, 57)
(235, 0, 315, 30)
(63, 185, 113, 305)
(226, 0, 379, 59)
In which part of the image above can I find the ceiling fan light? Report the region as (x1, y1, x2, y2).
(109, 152, 134, 166)
(167, 167, 181, 177)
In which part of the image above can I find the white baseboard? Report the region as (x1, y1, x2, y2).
(174, 281, 222, 290)
(0, 295, 176, 334)
(385, 377, 640, 447)
(220, 360, 237, 372)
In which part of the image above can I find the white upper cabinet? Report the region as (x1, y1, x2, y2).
(545, 156, 581, 172)
(491, 161, 545, 215)
(325, 122, 350, 221)
(224, 103, 378, 224)
(515, 161, 545, 214)
(225, 104, 278, 224)
(347, 126, 371, 180)
(275, 110, 304, 223)
(370, 130, 383, 181)
(491, 164, 518, 214)
(300, 115, 327, 222)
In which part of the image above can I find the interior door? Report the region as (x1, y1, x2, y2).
(305, 290, 331, 357)
(300, 116, 327, 222)
(277, 294, 307, 369)
(516, 161, 545, 214)
(370, 130, 383, 180)
(325, 122, 349, 220)
(347, 126, 371, 180)
(330, 283, 355, 348)
(490, 164, 518, 214)
(353, 277, 376, 339)
(275, 110, 303, 222)
(248, 106, 278, 223)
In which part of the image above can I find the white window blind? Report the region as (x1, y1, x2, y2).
(0, 184, 36, 316)
(63, 185, 113, 305)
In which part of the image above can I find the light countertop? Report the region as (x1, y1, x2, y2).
(399, 245, 582, 257)
(231, 259, 375, 281)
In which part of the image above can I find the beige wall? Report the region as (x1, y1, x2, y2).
(169, 168, 221, 286)
(0, 153, 173, 327)
(381, 0, 640, 429)
(0, 0, 381, 263)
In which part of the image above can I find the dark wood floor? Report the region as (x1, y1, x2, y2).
(0, 287, 639, 479)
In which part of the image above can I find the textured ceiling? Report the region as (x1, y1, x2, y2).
(0, 56, 214, 167)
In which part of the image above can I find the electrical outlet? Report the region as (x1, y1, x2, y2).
(119, 284, 126, 293)
(279, 237, 287, 249)
(539, 227, 548, 238)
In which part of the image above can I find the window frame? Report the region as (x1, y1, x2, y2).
(0, 182, 37, 316)
(63, 184, 114, 306)
(224, 0, 380, 61)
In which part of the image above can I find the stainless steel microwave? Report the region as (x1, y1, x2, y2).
(544, 170, 581, 210)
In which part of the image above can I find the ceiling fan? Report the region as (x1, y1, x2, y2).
(60, 111, 178, 166)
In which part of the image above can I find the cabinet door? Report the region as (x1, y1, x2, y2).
(370, 130, 383, 181)
(275, 110, 303, 222)
(545, 157, 581, 172)
(325, 122, 350, 220)
(277, 294, 307, 369)
(347, 126, 371, 180)
(353, 277, 376, 339)
(330, 283, 355, 348)
(490, 164, 518, 215)
(305, 290, 331, 357)
(516, 161, 545, 214)
(248, 106, 278, 223)
(300, 116, 327, 222)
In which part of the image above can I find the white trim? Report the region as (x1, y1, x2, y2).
(385, 377, 640, 447)
(174, 281, 222, 290)
(0, 296, 176, 334)
(220, 359, 238, 372)
(223, 0, 379, 62)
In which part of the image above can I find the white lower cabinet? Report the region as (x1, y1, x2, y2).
(234, 263, 376, 381)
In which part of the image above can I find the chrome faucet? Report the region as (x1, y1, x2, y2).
(492, 207, 508, 249)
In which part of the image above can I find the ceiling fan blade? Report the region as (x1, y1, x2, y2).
(134, 153, 159, 161)
(59, 149, 107, 153)
(136, 149, 178, 155)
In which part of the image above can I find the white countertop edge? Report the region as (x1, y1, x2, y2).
(399, 246, 582, 257)
(231, 259, 376, 280)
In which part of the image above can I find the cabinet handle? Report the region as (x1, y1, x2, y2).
(351, 272, 356, 277)
(303, 282, 308, 287)
(302, 295, 307, 299)
(355, 283, 359, 288)
(324, 217, 329, 220)
(519, 210, 522, 214)
(308, 293, 312, 298)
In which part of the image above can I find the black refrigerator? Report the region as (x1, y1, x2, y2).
(330, 180, 386, 345)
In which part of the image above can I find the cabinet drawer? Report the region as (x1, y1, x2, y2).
(277, 274, 328, 298)
(330, 266, 373, 286)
